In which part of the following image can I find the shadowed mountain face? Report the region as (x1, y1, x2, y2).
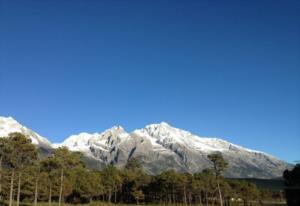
(0, 116, 291, 178)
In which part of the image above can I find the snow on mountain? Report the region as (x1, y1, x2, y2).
(53, 126, 128, 156)
(0, 116, 51, 149)
(136, 122, 265, 154)
(54, 121, 290, 178)
(53, 132, 96, 153)
(140, 122, 235, 152)
(0, 116, 290, 178)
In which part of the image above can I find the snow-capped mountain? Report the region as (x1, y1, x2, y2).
(0, 116, 51, 149)
(0, 116, 290, 178)
(56, 122, 289, 178)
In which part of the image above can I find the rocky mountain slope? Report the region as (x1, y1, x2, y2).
(0, 116, 290, 178)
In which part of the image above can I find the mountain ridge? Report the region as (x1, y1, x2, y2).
(0, 116, 52, 149)
(0, 116, 290, 178)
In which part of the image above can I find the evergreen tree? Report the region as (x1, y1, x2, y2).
(50, 147, 85, 206)
(283, 164, 300, 206)
(40, 155, 61, 206)
(208, 153, 228, 206)
(122, 158, 150, 204)
(0, 138, 8, 201)
(101, 165, 122, 203)
(1, 133, 38, 206)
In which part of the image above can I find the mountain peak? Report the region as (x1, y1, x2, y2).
(159, 121, 170, 126)
(0, 116, 18, 124)
(144, 122, 175, 132)
(144, 121, 191, 136)
(144, 121, 171, 127)
(108, 125, 125, 132)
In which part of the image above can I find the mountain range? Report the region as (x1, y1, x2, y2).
(0, 116, 290, 178)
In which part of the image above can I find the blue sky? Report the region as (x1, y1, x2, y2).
(0, 0, 299, 163)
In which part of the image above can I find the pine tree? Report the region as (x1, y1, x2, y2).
(40, 155, 60, 206)
(0, 138, 8, 201)
(51, 147, 85, 206)
(208, 153, 228, 206)
(1, 133, 37, 206)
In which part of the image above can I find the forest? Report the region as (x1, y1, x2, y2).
(0, 133, 285, 206)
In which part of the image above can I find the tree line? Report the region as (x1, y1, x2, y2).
(0, 133, 280, 206)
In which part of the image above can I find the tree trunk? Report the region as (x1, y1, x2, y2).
(199, 193, 202, 205)
(9, 169, 15, 206)
(48, 184, 52, 206)
(58, 168, 64, 206)
(16, 172, 22, 206)
(183, 185, 187, 206)
(108, 189, 111, 203)
(188, 192, 192, 205)
(205, 191, 208, 206)
(217, 180, 223, 206)
(114, 190, 117, 203)
(172, 187, 176, 205)
(34, 176, 38, 206)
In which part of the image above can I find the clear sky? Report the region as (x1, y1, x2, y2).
(0, 0, 299, 163)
